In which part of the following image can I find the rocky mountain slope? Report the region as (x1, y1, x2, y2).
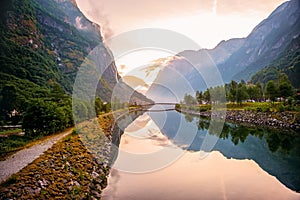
(251, 34, 300, 88)
(146, 0, 300, 101)
(0, 0, 152, 113)
(228, 0, 300, 81)
(146, 38, 246, 101)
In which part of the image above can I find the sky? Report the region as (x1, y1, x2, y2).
(76, 0, 287, 49)
(75, 0, 287, 92)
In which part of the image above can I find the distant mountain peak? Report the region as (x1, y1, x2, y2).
(146, 0, 300, 98)
(218, 0, 300, 82)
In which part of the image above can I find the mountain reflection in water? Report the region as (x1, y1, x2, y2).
(103, 110, 300, 200)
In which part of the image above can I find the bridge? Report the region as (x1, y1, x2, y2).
(139, 102, 178, 106)
(138, 103, 178, 112)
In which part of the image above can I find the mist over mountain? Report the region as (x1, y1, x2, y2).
(226, 0, 300, 81)
(251, 34, 300, 88)
(146, 0, 300, 102)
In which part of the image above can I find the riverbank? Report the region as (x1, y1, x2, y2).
(0, 131, 110, 199)
(0, 128, 76, 161)
(0, 129, 73, 183)
(177, 107, 300, 131)
(0, 112, 116, 199)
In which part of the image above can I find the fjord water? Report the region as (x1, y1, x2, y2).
(103, 106, 300, 200)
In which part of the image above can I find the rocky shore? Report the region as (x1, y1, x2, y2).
(177, 108, 300, 131)
(0, 114, 116, 199)
(0, 132, 110, 199)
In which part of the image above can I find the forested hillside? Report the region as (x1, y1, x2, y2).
(0, 0, 101, 92)
(251, 35, 300, 88)
(0, 0, 152, 135)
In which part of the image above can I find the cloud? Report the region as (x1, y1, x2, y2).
(76, 0, 213, 38)
(213, 0, 218, 15)
(76, 0, 286, 45)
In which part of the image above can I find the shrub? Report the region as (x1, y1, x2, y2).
(278, 105, 285, 112)
(262, 107, 270, 112)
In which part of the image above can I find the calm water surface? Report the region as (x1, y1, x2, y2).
(103, 106, 300, 200)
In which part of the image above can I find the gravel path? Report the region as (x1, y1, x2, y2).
(0, 129, 73, 183)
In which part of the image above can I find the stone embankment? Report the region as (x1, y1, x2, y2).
(0, 132, 111, 199)
(178, 108, 300, 131)
(0, 114, 116, 199)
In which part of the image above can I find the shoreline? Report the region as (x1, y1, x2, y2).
(176, 108, 300, 132)
(0, 109, 130, 199)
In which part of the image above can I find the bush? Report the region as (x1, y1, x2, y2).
(278, 105, 285, 112)
(199, 105, 211, 112)
(22, 98, 72, 136)
(262, 107, 270, 112)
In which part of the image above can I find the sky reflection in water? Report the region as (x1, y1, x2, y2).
(103, 110, 300, 200)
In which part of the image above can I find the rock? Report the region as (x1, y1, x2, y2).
(38, 179, 49, 188)
(73, 181, 80, 187)
(91, 171, 99, 179)
(91, 190, 102, 198)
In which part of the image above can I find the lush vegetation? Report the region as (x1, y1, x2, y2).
(22, 84, 73, 136)
(0, 0, 150, 134)
(0, 0, 119, 146)
(0, 83, 73, 156)
(0, 0, 105, 136)
(0, 129, 22, 135)
(179, 72, 298, 113)
(182, 74, 296, 104)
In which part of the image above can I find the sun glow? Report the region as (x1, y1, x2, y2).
(146, 11, 264, 49)
(76, 0, 287, 95)
(115, 49, 174, 94)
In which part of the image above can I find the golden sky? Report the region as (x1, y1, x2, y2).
(76, 0, 288, 90)
(76, 0, 287, 48)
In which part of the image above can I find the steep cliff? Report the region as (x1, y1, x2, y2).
(0, 0, 152, 111)
(251, 34, 300, 88)
(147, 0, 300, 102)
(223, 0, 300, 81)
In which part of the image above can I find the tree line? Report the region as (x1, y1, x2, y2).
(0, 82, 115, 137)
(182, 74, 296, 105)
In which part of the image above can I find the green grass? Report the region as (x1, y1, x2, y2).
(0, 129, 23, 135)
(0, 135, 36, 159)
(178, 102, 299, 113)
(178, 104, 212, 112)
(227, 102, 299, 112)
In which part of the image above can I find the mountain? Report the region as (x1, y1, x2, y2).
(0, 0, 102, 92)
(206, 38, 246, 65)
(251, 34, 300, 88)
(176, 38, 245, 66)
(223, 0, 300, 82)
(146, 38, 245, 101)
(0, 0, 152, 115)
(146, 0, 300, 102)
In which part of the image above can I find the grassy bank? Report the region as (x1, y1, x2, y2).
(226, 102, 299, 113)
(0, 128, 74, 161)
(0, 129, 22, 135)
(177, 102, 299, 112)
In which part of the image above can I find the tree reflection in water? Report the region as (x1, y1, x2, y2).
(181, 113, 297, 153)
